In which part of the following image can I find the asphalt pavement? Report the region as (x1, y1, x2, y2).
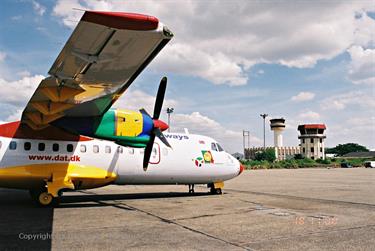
(0, 168, 374, 250)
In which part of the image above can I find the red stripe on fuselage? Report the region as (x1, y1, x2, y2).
(0, 121, 92, 141)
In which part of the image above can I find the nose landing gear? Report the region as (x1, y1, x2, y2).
(208, 182, 224, 195)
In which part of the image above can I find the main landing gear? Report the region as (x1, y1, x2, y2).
(188, 184, 195, 194)
(29, 187, 61, 207)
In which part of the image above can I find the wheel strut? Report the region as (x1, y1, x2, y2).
(188, 184, 195, 194)
(29, 187, 60, 207)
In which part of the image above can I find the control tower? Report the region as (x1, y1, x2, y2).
(270, 118, 286, 147)
(298, 124, 326, 160)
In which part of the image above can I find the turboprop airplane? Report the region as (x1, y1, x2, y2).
(0, 11, 243, 207)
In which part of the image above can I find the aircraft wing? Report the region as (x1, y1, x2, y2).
(21, 11, 173, 130)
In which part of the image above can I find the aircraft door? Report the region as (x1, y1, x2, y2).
(149, 142, 161, 164)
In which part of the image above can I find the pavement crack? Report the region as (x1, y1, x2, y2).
(76, 190, 252, 250)
(120, 202, 252, 251)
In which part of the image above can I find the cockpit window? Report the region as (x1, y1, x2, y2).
(217, 143, 224, 152)
(211, 143, 218, 151)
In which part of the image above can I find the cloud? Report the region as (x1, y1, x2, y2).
(11, 15, 22, 21)
(325, 116, 375, 148)
(347, 46, 375, 85)
(114, 89, 258, 152)
(6, 109, 23, 122)
(52, 1, 375, 86)
(298, 111, 321, 121)
(0, 52, 6, 62)
(0, 75, 44, 107)
(320, 91, 375, 110)
(171, 112, 262, 153)
(152, 44, 248, 86)
(291, 92, 315, 102)
(32, 1, 46, 16)
(114, 89, 178, 114)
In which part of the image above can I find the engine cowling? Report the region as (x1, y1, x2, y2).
(53, 108, 167, 148)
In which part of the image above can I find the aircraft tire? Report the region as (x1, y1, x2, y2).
(29, 188, 60, 207)
(210, 187, 222, 195)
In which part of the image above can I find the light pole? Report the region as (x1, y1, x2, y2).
(243, 130, 250, 159)
(260, 114, 268, 150)
(166, 107, 174, 132)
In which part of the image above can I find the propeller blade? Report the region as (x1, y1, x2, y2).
(154, 128, 172, 148)
(139, 108, 152, 118)
(153, 77, 167, 120)
(143, 134, 156, 171)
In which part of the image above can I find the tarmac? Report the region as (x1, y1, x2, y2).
(0, 168, 374, 251)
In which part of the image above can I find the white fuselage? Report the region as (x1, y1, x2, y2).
(0, 133, 241, 189)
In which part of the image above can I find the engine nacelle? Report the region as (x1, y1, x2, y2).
(53, 108, 156, 148)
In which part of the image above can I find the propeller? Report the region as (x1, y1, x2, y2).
(140, 77, 171, 171)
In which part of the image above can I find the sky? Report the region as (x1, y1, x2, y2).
(0, 0, 374, 153)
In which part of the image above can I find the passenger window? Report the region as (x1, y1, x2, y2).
(117, 146, 123, 154)
(24, 142, 31, 151)
(9, 141, 17, 150)
(80, 145, 86, 153)
(128, 148, 134, 155)
(93, 145, 99, 153)
(105, 146, 111, 154)
(52, 143, 59, 152)
(38, 143, 45, 151)
(217, 143, 224, 152)
(211, 143, 218, 151)
(67, 144, 73, 152)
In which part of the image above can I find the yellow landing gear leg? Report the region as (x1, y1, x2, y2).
(209, 182, 224, 195)
(30, 174, 75, 207)
(29, 186, 59, 207)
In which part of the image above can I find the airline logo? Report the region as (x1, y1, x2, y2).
(193, 150, 214, 167)
(202, 150, 214, 163)
(28, 155, 81, 162)
(194, 157, 204, 167)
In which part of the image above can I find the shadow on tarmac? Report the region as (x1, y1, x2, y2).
(0, 188, 213, 249)
(59, 191, 212, 208)
(0, 189, 53, 251)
